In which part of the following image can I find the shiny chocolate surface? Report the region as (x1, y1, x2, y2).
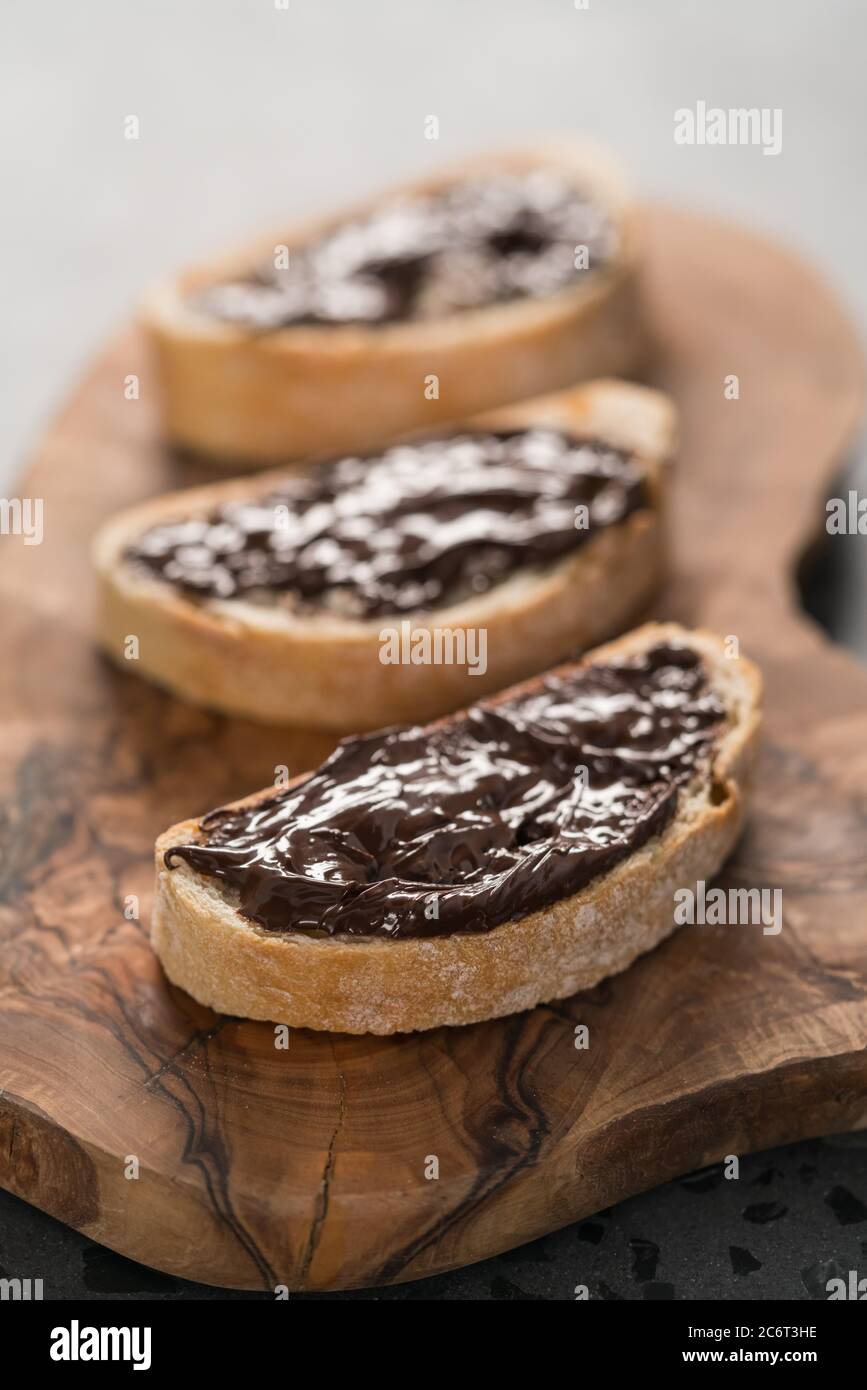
(125, 428, 647, 618)
(189, 170, 617, 329)
(165, 644, 725, 939)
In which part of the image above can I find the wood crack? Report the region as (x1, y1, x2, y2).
(299, 1061, 347, 1288)
(141, 1020, 228, 1088)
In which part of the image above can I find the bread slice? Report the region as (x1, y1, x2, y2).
(93, 379, 673, 731)
(152, 623, 762, 1035)
(143, 140, 644, 466)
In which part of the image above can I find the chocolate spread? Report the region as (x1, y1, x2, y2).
(125, 429, 647, 618)
(189, 170, 616, 329)
(165, 645, 725, 938)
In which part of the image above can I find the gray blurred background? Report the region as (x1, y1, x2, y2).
(1, 0, 865, 484)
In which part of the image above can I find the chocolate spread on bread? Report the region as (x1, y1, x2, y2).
(125, 429, 647, 618)
(165, 645, 725, 938)
(189, 170, 617, 329)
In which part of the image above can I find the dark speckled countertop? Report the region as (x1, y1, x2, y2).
(2, 1134, 866, 1300)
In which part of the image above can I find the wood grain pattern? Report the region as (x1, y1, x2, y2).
(0, 206, 866, 1291)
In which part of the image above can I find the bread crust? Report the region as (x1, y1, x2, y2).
(93, 379, 674, 731)
(151, 623, 763, 1035)
(142, 141, 645, 465)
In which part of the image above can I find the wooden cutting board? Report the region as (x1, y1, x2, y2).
(1, 207, 866, 1293)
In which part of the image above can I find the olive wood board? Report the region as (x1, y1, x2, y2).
(1, 205, 866, 1293)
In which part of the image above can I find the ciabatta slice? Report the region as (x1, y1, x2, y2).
(152, 623, 762, 1035)
(93, 379, 674, 731)
(143, 141, 644, 466)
